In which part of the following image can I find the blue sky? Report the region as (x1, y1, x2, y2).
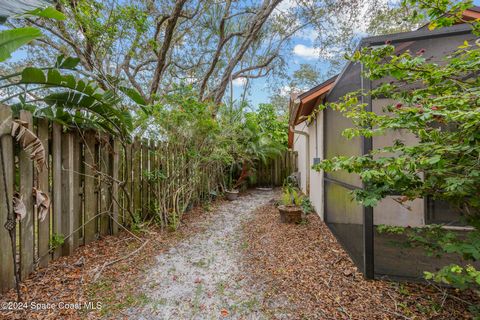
(231, 31, 331, 108)
(233, 0, 480, 108)
(7, 0, 480, 109)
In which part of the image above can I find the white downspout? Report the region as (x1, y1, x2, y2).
(290, 126, 310, 195)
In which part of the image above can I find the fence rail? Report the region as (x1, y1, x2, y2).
(0, 107, 298, 293)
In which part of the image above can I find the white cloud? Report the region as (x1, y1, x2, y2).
(293, 43, 345, 60)
(293, 44, 321, 59)
(232, 77, 248, 87)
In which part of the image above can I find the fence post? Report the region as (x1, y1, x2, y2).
(61, 131, 75, 256)
(52, 123, 62, 259)
(99, 134, 111, 236)
(125, 141, 133, 226)
(112, 139, 120, 235)
(132, 137, 141, 220)
(19, 111, 34, 280)
(0, 106, 15, 292)
(72, 132, 82, 249)
(149, 140, 157, 217)
(83, 131, 97, 244)
(141, 139, 149, 217)
(37, 118, 50, 267)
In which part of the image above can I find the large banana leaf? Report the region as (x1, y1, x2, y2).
(6, 67, 133, 136)
(43, 91, 133, 136)
(0, 2, 65, 62)
(0, 27, 42, 62)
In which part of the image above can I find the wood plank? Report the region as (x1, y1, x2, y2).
(112, 139, 120, 235)
(61, 131, 75, 256)
(52, 123, 62, 259)
(0, 106, 15, 292)
(125, 142, 133, 226)
(19, 111, 34, 280)
(148, 140, 156, 217)
(117, 140, 125, 227)
(99, 134, 111, 236)
(83, 131, 97, 244)
(36, 118, 50, 267)
(72, 132, 82, 249)
(141, 139, 149, 218)
(157, 142, 165, 226)
(132, 138, 141, 220)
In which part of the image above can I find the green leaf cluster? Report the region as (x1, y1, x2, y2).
(314, 0, 480, 292)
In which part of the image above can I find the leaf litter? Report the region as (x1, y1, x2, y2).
(241, 197, 479, 319)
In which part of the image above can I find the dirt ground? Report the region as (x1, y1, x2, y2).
(241, 199, 478, 320)
(0, 189, 477, 319)
(125, 190, 273, 319)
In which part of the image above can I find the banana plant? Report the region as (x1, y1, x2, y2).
(1, 59, 133, 137)
(0, 3, 65, 62)
(0, 5, 143, 137)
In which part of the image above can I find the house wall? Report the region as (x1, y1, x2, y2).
(308, 114, 324, 220)
(293, 112, 325, 220)
(296, 98, 425, 226)
(293, 123, 308, 193)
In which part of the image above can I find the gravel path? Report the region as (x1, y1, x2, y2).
(129, 190, 274, 320)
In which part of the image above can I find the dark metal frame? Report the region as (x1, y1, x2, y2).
(323, 23, 475, 280)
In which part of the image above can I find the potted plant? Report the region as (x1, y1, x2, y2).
(225, 163, 240, 201)
(278, 187, 303, 223)
(225, 188, 239, 201)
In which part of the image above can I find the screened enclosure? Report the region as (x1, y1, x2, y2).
(323, 24, 479, 280)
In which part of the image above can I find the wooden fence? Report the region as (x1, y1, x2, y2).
(0, 107, 226, 293)
(0, 106, 298, 293)
(255, 150, 298, 187)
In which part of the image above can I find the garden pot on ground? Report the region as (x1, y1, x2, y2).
(225, 190, 239, 201)
(278, 205, 302, 224)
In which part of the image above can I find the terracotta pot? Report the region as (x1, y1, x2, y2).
(225, 190, 239, 201)
(278, 205, 302, 224)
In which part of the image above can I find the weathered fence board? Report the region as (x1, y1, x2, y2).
(99, 134, 111, 237)
(132, 138, 141, 219)
(112, 140, 120, 235)
(52, 123, 62, 259)
(149, 140, 156, 217)
(37, 118, 50, 267)
(254, 150, 298, 187)
(0, 106, 15, 292)
(141, 139, 149, 217)
(19, 111, 34, 280)
(73, 133, 82, 249)
(61, 131, 75, 256)
(83, 131, 97, 244)
(125, 142, 133, 226)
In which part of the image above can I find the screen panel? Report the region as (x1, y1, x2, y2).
(370, 30, 479, 279)
(323, 29, 479, 280)
(324, 181, 364, 273)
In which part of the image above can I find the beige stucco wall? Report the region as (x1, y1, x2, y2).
(293, 123, 308, 194)
(308, 113, 324, 220)
(293, 112, 325, 220)
(293, 98, 425, 226)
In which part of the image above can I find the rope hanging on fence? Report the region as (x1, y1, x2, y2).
(0, 135, 21, 301)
